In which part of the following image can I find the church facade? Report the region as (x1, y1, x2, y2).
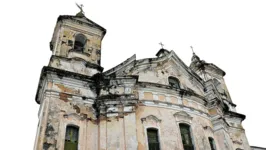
(34, 9, 262, 150)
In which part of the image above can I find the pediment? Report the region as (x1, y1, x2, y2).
(141, 115, 162, 123)
(173, 111, 193, 123)
(104, 54, 136, 76)
(103, 50, 204, 95)
(134, 51, 203, 84)
(63, 113, 87, 121)
(166, 51, 203, 84)
(173, 111, 191, 118)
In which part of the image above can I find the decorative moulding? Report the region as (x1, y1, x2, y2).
(141, 115, 162, 124)
(173, 111, 193, 123)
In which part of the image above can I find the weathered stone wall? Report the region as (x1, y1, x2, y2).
(34, 71, 98, 150)
(138, 86, 208, 114)
(134, 58, 204, 96)
(48, 16, 105, 77)
(35, 94, 98, 150)
(97, 77, 138, 150)
(213, 129, 234, 150)
(57, 26, 102, 64)
(34, 12, 255, 150)
(136, 106, 216, 150)
(98, 113, 138, 150)
(34, 65, 251, 150)
(49, 56, 101, 76)
(52, 19, 103, 65)
(223, 125, 251, 150)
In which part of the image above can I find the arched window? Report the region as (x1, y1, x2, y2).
(147, 128, 160, 150)
(208, 137, 216, 150)
(179, 123, 194, 150)
(74, 34, 87, 52)
(168, 77, 180, 89)
(64, 125, 79, 150)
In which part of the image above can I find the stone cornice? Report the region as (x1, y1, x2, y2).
(57, 15, 106, 37)
(44, 90, 96, 102)
(35, 66, 96, 104)
(212, 117, 230, 132)
(97, 94, 138, 101)
(250, 146, 266, 150)
(205, 63, 226, 76)
(62, 23, 102, 37)
(137, 81, 207, 105)
(50, 55, 104, 72)
(224, 111, 246, 121)
(140, 100, 210, 119)
(223, 99, 237, 107)
(104, 54, 136, 76)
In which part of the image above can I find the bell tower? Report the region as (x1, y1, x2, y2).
(49, 5, 106, 76)
(34, 5, 106, 150)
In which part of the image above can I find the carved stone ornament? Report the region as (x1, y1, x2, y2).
(233, 140, 243, 145)
(63, 113, 87, 121)
(173, 111, 193, 123)
(141, 115, 162, 124)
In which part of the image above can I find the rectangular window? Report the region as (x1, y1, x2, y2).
(147, 128, 160, 150)
(180, 124, 194, 150)
(64, 125, 79, 150)
(208, 137, 216, 150)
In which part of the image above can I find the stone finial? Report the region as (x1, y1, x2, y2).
(190, 46, 200, 62)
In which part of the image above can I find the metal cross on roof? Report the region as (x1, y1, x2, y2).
(159, 42, 164, 49)
(190, 46, 195, 54)
(76, 3, 84, 14)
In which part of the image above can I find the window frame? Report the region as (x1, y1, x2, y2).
(144, 127, 161, 150)
(168, 76, 181, 89)
(179, 123, 194, 150)
(146, 128, 160, 150)
(73, 33, 87, 52)
(64, 124, 79, 150)
(208, 137, 216, 150)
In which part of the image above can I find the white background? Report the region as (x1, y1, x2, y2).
(0, 0, 265, 149)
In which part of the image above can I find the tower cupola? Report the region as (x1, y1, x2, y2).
(48, 5, 106, 76)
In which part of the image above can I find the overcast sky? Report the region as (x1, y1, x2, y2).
(0, 0, 265, 149)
